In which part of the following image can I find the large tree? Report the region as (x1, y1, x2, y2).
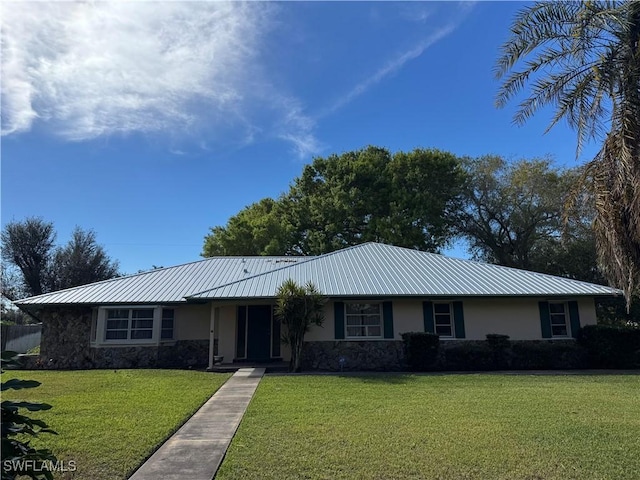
(457, 156, 566, 269)
(496, 0, 640, 307)
(292, 146, 464, 255)
(457, 156, 605, 283)
(202, 198, 295, 257)
(2, 219, 119, 298)
(203, 146, 465, 256)
(1, 217, 56, 297)
(49, 228, 120, 291)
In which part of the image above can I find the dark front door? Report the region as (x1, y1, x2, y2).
(246, 305, 272, 361)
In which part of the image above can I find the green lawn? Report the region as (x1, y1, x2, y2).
(2, 369, 230, 480)
(217, 374, 640, 480)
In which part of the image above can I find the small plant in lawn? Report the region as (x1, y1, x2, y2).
(275, 279, 325, 372)
(1, 351, 57, 480)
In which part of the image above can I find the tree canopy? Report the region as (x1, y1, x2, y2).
(203, 146, 465, 256)
(457, 156, 605, 285)
(497, 0, 640, 308)
(1, 218, 119, 299)
(1, 217, 56, 298)
(49, 228, 120, 291)
(202, 198, 293, 257)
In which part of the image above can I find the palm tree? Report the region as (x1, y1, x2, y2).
(275, 279, 325, 372)
(496, 1, 640, 309)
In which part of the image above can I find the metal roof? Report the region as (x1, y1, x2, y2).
(16, 243, 620, 306)
(188, 243, 620, 299)
(16, 256, 306, 305)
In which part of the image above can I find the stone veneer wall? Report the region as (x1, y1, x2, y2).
(39, 307, 94, 369)
(157, 340, 209, 368)
(35, 307, 209, 369)
(301, 340, 405, 371)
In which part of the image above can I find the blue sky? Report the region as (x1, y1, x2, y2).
(1, 1, 599, 275)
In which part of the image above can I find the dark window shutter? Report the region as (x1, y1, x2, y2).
(334, 302, 345, 339)
(452, 301, 466, 339)
(382, 301, 394, 339)
(568, 301, 580, 338)
(423, 301, 435, 333)
(236, 306, 246, 358)
(538, 301, 552, 338)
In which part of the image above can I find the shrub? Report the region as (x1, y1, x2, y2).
(510, 341, 588, 370)
(275, 280, 325, 373)
(401, 332, 439, 371)
(486, 334, 510, 369)
(1, 351, 58, 480)
(486, 334, 510, 349)
(440, 341, 495, 371)
(577, 324, 640, 369)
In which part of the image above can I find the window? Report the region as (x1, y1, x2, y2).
(105, 308, 154, 341)
(345, 303, 381, 338)
(549, 302, 568, 337)
(434, 303, 453, 337)
(161, 309, 174, 340)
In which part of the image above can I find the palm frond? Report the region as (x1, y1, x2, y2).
(499, 0, 640, 310)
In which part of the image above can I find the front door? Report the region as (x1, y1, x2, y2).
(246, 305, 272, 361)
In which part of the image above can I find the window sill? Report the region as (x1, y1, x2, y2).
(343, 337, 389, 341)
(91, 341, 156, 348)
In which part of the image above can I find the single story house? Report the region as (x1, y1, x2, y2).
(16, 242, 620, 370)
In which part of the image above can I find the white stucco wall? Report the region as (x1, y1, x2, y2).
(174, 304, 209, 340)
(304, 297, 599, 341)
(171, 303, 235, 362)
(462, 297, 597, 340)
(577, 297, 598, 327)
(170, 297, 599, 363)
(461, 298, 540, 340)
(304, 303, 335, 341)
(391, 299, 426, 339)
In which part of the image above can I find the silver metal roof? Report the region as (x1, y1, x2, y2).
(189, 243, 620, 299)
(16, 256, 305, 305)
(16, 243, 620, 306)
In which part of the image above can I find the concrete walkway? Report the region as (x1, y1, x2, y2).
(129, 368, 265, 480)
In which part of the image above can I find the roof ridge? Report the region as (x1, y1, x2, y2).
(185, 243, 367, 298)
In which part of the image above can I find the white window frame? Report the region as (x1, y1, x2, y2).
(549, 301, 570, 338)
(433, 302, 454, 338)
(345, 302, 382, 339)
(95, 306, 161, 345)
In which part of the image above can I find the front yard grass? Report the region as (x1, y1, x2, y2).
(2, 369, 230, 480)
(217, 374, 640, 480)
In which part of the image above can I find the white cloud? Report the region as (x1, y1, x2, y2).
(0, 1, 474, 160)
(0, 1, 309, 148)
(398, 3, 433, 24)
(272, 94, 323, 159)
(319, 25, 455, 119)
